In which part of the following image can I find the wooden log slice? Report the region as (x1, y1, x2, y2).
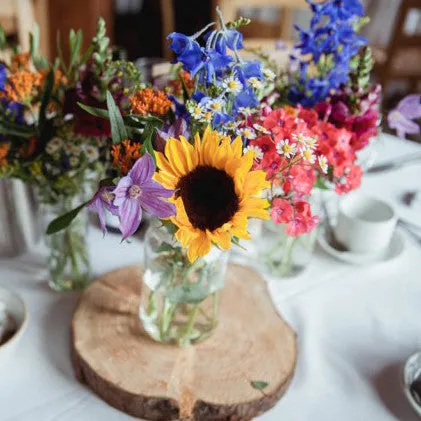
(71, 264, 297, 421)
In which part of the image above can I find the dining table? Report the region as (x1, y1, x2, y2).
(1, 132, 421, 421)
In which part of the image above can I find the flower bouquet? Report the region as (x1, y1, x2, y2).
(0, 19, 137, 290)
(237, 0, 381, 276)
(49, 11, 272, 345)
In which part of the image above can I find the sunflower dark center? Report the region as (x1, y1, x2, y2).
(177, 165, 239, 231)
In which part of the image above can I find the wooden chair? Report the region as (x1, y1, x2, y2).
(211, 0, 319, 68)
(374, 0, 421, 92)
(0, 0, 36, 51)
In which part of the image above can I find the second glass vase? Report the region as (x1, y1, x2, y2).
(43, 197, 91, 291)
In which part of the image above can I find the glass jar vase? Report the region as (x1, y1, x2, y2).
(139, 222, 228, 346)
(259, 221, 318, 278)
(42, 196, 91, 291)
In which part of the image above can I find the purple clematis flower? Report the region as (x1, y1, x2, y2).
(388, 94, 421, 139)
(113, 153, 175, 239)
(155, 118, 189, 152)
(88, 186, 119, 234)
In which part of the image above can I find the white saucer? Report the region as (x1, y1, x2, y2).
(317, 223, 405, 265)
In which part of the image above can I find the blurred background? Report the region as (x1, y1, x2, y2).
(0, 0, 420, 128)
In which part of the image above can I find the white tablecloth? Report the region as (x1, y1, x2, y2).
(1, 133, 421, 421)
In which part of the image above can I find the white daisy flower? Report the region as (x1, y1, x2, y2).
(83, 145, 100, 163)
(263, 68, 276, 81)
(238, 107, 255, 116)
(248, 77, 263, 89)
(225, 120, 239, 132)
(305, 135, 318, 149)
(69, 156, 79, 167)
(244, 145, 263, 160)
(71, 145, 82, 156)
(200, 110, 213, 123)
(318, 155, 328, 173)
(207, 98, 225, 113)
(222, 76, 243, 94)
(300, 147, 316, 164)
(240, 127, 257, 140)
(253, 123, 270, 134)
(276, 139, 297, 158)
(63, 143, 74, 155)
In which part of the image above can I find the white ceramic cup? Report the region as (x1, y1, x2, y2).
(334, 193, 397, 254)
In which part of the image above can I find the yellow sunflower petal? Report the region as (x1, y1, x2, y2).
(230, 136, 243, 159)
(165, 138, 190, 176)
(187, 231, 211, 263)
(209, 228, 231, 250)
(240, 197, 270, 219)
(242, 170, 270, 198)
(230, 212, 252, 240)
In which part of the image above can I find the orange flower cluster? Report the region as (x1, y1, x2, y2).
(0, 143, 10, 167)
(18, 137, 37, 158)
(129, 88, 172, 116)
(40, 68, 68, 88)
(1, 71, 42, 103)
(111, 139, 143, 175)
(168, 70, 195, 96)
(11, 52, 31, 72)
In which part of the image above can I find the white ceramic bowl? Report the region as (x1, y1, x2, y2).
(403, 351, 421, 417)
(0, 287, 27, 365)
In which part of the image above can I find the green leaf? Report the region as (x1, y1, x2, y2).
(29, 25, 39, 59)
(156, 242, 178, 253)
(33, 55, 49, 70)
(0, 125, 34, 138)
(78, 102, 109, 119)
(314, 176, 330, 190)
(69, 29, 83, 69)
(250, 381, 269, 391)
(56, 31, 67, 74)
(0, 26, 6, 50)
(98, 177, 115, 188)
(39, 69, 55, 130)
(107, 90, 127, 144)
(167, 284, 209, 304)
(46, 201, 90, 235)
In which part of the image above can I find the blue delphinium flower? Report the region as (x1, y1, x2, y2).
(0, 63, 7, 90)
(289, 0, 367, 106)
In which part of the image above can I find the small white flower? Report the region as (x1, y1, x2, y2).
(240, 127, 256, 140)
(253, 123, 270, 134)
(304, 136, 318, 149)
(69, 156, 79, 167)
(300, 147, 316, 164)
(199, 110, 213, 123)
(46, 137, 63, 154)
(276, 139, 297, 158)
(222, 76, 242, 94)
(63, 143, 74, 155)
(318, 155, 328, 173)
(225, 120, 239, 132)
(207, 98, 225, 113)
(238, 107, 255, 116)
(83, 145, 100, 163)
(71, 145, 82, 156)
(263, 68, 276, 81)
(247, 77, 263, 89)
(244, 145, 263, 160)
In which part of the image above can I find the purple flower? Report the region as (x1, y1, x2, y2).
(388, 94, 421, 139)
(155, 118, 189, 152)
(113, 153, 175, 239)
(88, 186, 119, 234)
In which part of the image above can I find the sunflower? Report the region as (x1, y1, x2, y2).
(154, 126, 270, 262)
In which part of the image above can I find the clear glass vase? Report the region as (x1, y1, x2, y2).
(259, 221, 318, 278)
(42, 197, 91, 291)
(139, 222, 228, 346)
